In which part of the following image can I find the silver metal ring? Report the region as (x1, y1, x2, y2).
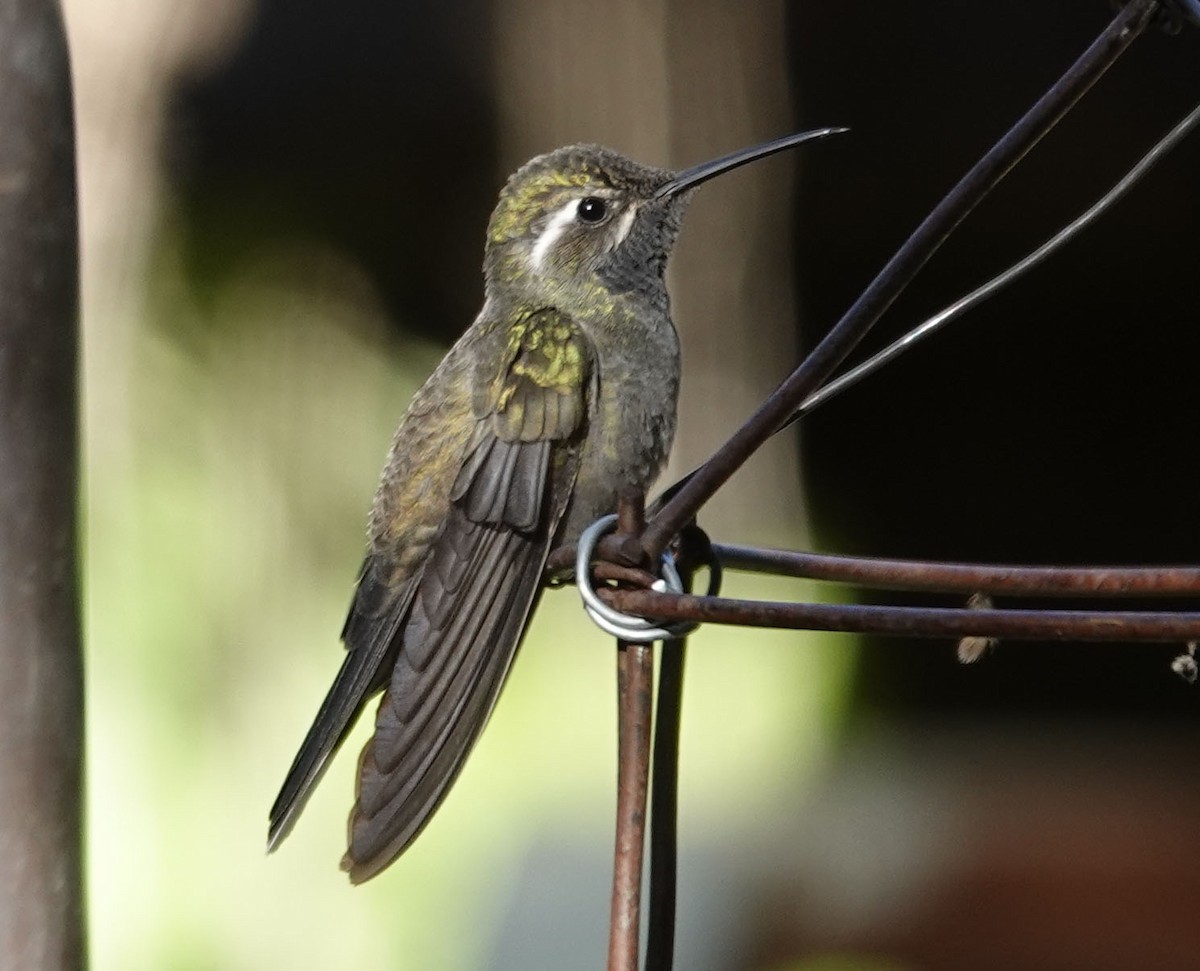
(574, 514, 698, 643)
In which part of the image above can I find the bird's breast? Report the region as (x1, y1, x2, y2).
(559, 315, 680, 542)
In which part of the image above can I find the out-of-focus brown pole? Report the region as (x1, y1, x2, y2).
(0, 0, 85, 967)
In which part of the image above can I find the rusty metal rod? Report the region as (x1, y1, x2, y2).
(641, 0, 1160, 559)
(645, 627, 687, 971)
(608, 640, 655, 971)
(713, 543, 1200, 597)
(608, 490, 654, 971)
(599, 588, 1200, 642)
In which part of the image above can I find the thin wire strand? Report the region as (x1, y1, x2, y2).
(793, 98, 1200, 419)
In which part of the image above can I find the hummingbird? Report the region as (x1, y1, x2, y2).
(268, 128, 844, 882)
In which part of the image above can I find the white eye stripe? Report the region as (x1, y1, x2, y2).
(530, 200, 583, 272)
(528, 195, 637, 274)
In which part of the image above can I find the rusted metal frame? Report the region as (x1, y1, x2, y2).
(639, 0, 1161, 562)
(599, 588, 1200, 642)
(0, 0, 85, 967)
(712, 543, 1200, 597)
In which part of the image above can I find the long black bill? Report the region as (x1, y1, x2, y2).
(653, 126, 848, 200)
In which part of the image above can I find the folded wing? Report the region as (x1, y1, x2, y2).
(339, 308, 592, 881)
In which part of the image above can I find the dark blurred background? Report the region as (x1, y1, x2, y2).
(65, 0, 1200, 968)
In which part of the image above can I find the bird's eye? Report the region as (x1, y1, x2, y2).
(576, 197, 608, 223)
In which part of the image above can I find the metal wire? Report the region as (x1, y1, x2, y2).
(794, 98, 1200, 420)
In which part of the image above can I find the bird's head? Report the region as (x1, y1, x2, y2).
(483, 129, 847, 317)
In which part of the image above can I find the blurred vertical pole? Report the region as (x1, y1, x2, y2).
(0, 0, 85, 967)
